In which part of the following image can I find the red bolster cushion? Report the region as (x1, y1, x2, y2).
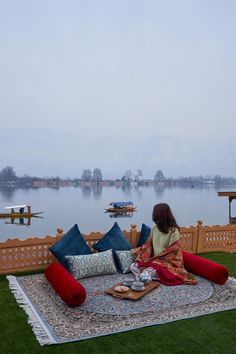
(45, 263, 86, 307)
(183, 251, 229, 285)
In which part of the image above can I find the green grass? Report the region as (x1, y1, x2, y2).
(0, 252, 236, 354)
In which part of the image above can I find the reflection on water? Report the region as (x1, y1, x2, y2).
(93, 184, 102, 200)
(81, 184, 103, 200)
(121, 185, 132, 196)
(81, 186, 92, 198)
(4, 215, 44, 227)
(5, 217, 32, 226)
(108, 211, 134, 218)
(134, 185, 143, 198)
(0, 187, 16, 201)
(154, 184, 165, 195)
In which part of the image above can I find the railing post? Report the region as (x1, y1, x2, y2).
(130, 224, 138, 248)
(56, 228, 64, 241)
(196, 220, 204, 253)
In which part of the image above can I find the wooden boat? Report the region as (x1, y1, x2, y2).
(0, 204, 43, 218)
(105, 201, 137, 213)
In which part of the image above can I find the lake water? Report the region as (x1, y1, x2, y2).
(0, 185, 236, 242)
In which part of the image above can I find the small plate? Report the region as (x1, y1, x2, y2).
(131, 285, 145, 292)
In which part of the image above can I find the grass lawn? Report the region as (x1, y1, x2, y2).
(0, 252, 236, 354)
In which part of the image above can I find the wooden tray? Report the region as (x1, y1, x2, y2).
(105, 281, 160, 301)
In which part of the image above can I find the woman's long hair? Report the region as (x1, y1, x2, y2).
(152, 203, 180, 234)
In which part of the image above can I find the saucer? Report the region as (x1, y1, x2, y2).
(133, 281, 144, 287)
(131, 285, 145, 292)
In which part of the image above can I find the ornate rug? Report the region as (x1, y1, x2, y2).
(7, 273, 236, 346)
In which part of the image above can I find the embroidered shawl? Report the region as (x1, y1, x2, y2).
(132, 237, 197, 286)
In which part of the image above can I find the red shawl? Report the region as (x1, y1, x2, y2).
(133, 237, 197, 286)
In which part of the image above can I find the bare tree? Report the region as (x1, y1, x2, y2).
(134, 169, 143, 182)
(81, 169, 92, 182)
(0, 166, 17, 181)
(93, 168, 103, 182)
(122, 170, 133, 182)
(154, 170, 165, 182)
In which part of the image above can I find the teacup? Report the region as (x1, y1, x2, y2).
(132, 281, 145, 290)
(123, 277, 134, 287)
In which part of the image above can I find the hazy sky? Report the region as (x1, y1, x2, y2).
(0, 1, 236, 178)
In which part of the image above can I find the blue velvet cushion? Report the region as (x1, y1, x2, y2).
(93, 222, 132, 252)
(137, 223, 151, 247)
(49, 224, 92, 269)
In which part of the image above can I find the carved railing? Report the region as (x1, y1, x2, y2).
(179, 225, 198, 253)
(1, 221, 236, 274)
(196, 221, 236, 253)
(0, 234, 60, 274)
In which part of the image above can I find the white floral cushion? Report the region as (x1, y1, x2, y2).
(65, 249, 117, 279)
(114, 250, 135, 274)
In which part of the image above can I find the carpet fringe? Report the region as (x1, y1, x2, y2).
(7, 275, 55, 346)
(228, 276, 236, 284)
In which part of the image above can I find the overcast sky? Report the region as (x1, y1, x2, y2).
(0, 0, 236, 178)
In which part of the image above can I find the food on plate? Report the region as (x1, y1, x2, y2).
(114, 285, 129, 293)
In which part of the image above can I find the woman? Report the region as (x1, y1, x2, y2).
(133, 203, 197, 286)
(151, 203, 180, 256)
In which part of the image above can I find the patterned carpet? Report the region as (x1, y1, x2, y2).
(7, 273, 236, 346)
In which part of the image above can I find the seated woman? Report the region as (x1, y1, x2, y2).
(132, 203, 197, 286)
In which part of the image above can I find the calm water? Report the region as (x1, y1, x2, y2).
(0, 185, 236, 242)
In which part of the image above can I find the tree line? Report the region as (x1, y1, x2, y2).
(1, 166, 236, 186)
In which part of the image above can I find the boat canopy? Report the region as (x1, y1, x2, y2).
(110, 201, 133, 207)
(4, 204, 31, 210)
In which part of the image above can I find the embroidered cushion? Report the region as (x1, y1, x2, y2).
(93, 222, 132, 252)
(65, 249, 117, 279)
(114, 250, 135, 273)
(45, 262, 86, 307)
(49, 224, 92, 269)
(137, 223, 151, 247)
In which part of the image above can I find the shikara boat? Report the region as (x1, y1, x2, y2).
(0, 204, 43, 218)
(105, 201, 137, 213)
